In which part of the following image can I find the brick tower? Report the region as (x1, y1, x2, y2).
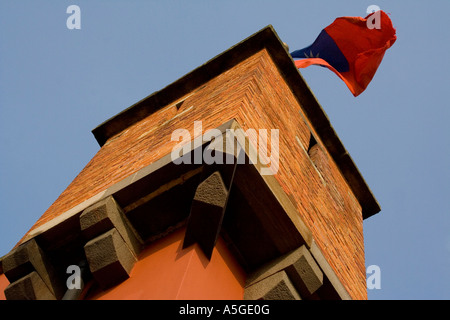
(0, 26, 380, 300)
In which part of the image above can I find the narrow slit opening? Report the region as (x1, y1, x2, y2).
(175, 101, 184, 110)
(307, 134, 317, 154)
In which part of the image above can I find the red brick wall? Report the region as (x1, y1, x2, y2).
(20, 49, 366, 299)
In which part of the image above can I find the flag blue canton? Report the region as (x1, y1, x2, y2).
(290, 30, 350, 73)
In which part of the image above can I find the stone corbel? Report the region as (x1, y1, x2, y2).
(80, 195, 142, 289)
(182, 132, 241, 260)
(2, 238, 64, 300)
(244, 245, 324, 300)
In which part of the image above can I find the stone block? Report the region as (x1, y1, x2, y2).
(285, 252, 324, 297)
(244, 271, 301, 300)
(183, 171, 228, 260)
(84, 228, 137, 289)
(246, 245, 323, 297)
(4, 271, 56, 300)
(2, 238, 64, 299)
(80, 195, 141, 256)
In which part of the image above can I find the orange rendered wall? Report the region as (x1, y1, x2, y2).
(87, 227, 246, 300)
(0, 274, 9, 300)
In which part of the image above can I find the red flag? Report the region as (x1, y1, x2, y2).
(291, 11, 396, 96)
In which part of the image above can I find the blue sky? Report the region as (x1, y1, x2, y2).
(1, 1, 449, 300)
